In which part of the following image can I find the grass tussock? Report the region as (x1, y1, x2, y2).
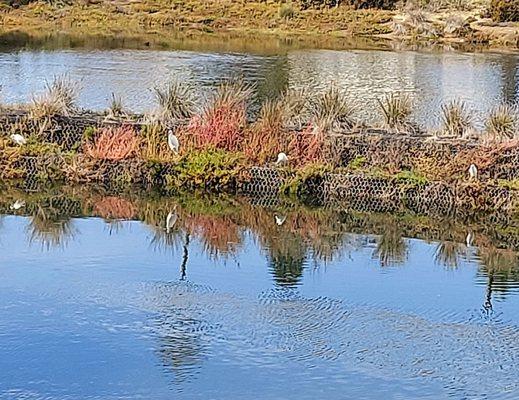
(31, 75, 79, 118)
(152, 80, 197, 126)
(485, 103, 519, 142)
(85, 126, 140, 160)
(377, 92, 414, 132)
(308, 85, 358, 133)
(439, 99, 474, 137)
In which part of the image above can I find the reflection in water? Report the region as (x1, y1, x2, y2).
(0, 47, 517, 128)
(2, 186, 519, 399)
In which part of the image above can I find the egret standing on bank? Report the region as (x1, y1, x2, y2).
(275, 215, 287, 226)
(468, 164, 478, 180)
(168, 129, 179, 154)
(276, 152, 288, 166)
(10, 134, 26, 145)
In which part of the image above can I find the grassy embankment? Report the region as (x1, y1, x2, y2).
(0, 0, 517, 50)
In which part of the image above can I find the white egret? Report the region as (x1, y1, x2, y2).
(10, 200, 25, 210)
(10, 134, 26, 145)
(166, 210, 178, 234)
(468, 164, 478, 180)
(168, 129, 179, 154)
(276, 152, 288, 166)
(466, 232, 474, 247)
(275, 215, 286, 226)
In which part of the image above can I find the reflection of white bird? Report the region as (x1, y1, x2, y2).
(276, 152, 288, 166)
(10, 200, 25, 210)
(166, 210, 178, 234)
(168, 129, 179, 154)
(275, 215, 286, 226)
(468, 164, 478, 180)
(10, 134, 26, 145)
(466, 231, 474, 247)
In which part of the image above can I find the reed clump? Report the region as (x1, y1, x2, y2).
(30, 75, 79, 118)
(439, 99, 474, 137)
(485, 104, 519, 142)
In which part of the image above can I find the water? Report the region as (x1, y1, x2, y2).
(0, 187, 519, 399)
(0, 40, 517, 129)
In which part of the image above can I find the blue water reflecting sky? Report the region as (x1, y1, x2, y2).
(1, 213, 518, 399)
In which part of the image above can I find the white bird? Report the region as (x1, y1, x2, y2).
(10, 200, 25, 210)
(166, 210, 178, 234)
(276, 152, 288, 166)
(168, 129, 179, 154)
(275, 215, 286, 226)
(468, 164, 478, 180)
(466, 231, 474, 247)
(10, 134, 26, 145)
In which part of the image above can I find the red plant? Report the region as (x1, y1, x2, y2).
(85, 126, 140, 160)
(288, 124, 325, 166)
(181, 103, 245, 151)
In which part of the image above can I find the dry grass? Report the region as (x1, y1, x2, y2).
(30, 75, 79, 118)
(485, 103, 519, 142)
(85, 125, 140, 160)
(439, 99, 475, 137)
(152, 80, 196, 126)
(308, 85, 358, 133)
(377, 92, 414, 132)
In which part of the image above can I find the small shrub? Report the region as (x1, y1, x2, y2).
(489, 0, 519, 22)
(85, 126, 140, 160)
(106, 93, 126, 118)
(439, 99, 474, 137)
(279, 3, 296, 19)
(181, 81, 253, 151)
(377, 93, 414, 132)
(485, 104, 519, 141)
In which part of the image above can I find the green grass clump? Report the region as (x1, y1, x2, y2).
(165, 149, 244, 189)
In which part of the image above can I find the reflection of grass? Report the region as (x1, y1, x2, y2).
(374, 226, 408, 267)
(27, 206, 76, 250)
(434, 241, 462, 269)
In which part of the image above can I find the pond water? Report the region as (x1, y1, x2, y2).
(0, 187, 519, 399)
(0, 36, 517, 129)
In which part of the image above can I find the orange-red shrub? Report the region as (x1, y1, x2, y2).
(85, 126, 140, 161)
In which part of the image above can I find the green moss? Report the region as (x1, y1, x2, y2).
(282, 162, 332, 198)
(394, 170, 428, 187)
(348, 155, 367, 170)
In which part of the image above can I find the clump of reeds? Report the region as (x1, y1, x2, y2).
(152, 80, 196, 126)
(484, 103, 519, 142)
(377, 93, 414, 133)
(105, 93, 127, 119)
(31, 75, 79, 118)
(244, 90, 306, 164)
(182, 80, 253, 151)
(308, 85, 358, 133)
(85, 126, 140, 161)
(439, 99, 475, 137)
(140, 124, 174, 162)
